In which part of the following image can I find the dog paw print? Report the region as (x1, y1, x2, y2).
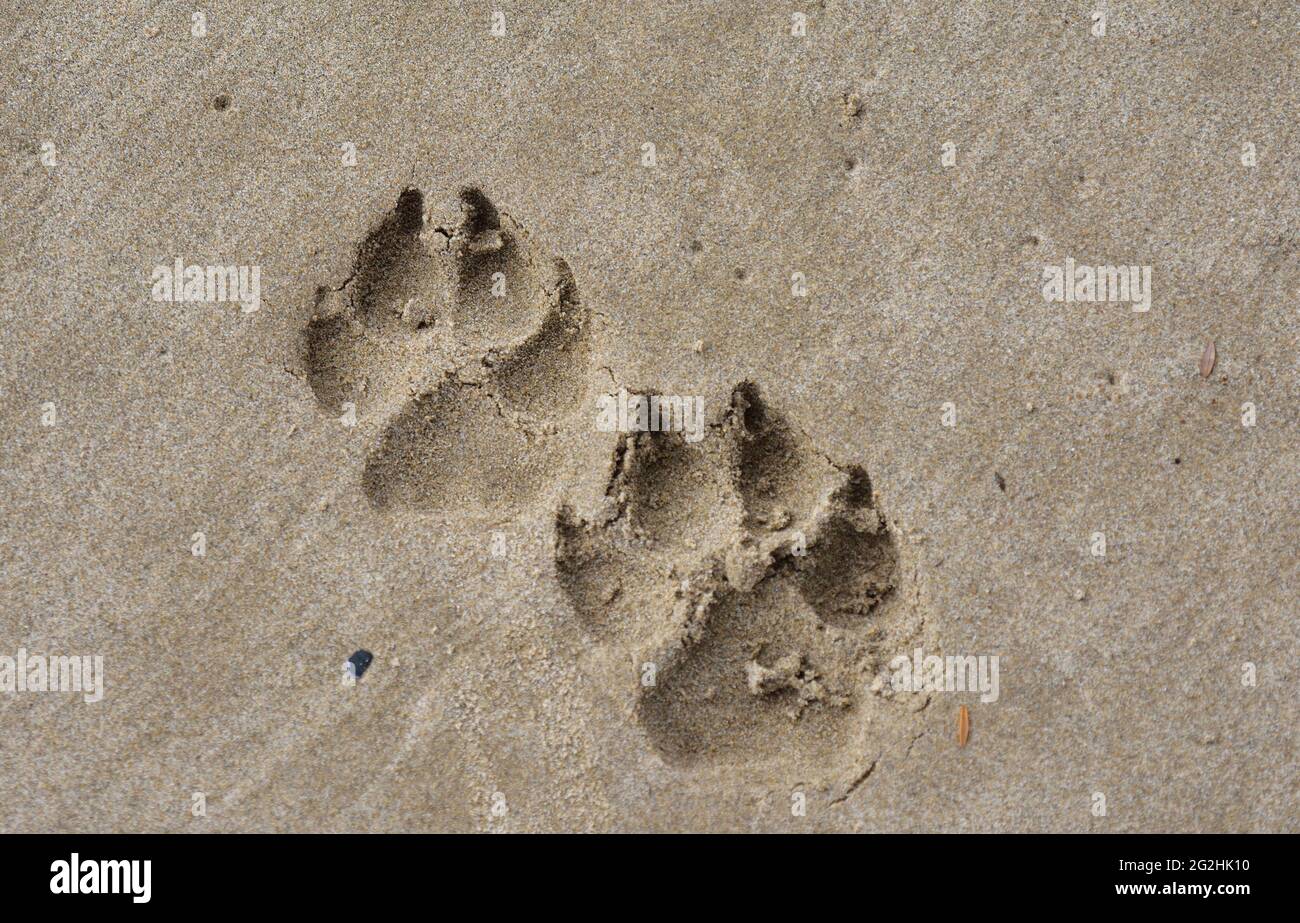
(300, 187, 591, 512)
(555, 383, 913, 778)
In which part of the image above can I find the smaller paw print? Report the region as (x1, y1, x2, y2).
(300, 187, 593, 513)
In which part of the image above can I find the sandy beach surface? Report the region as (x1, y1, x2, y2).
(1, 1, 1297, 832)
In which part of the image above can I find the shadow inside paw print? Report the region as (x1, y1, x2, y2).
(555, 383, 907, 777)
(303, 187, 433, 417)
(555, 423, 743, 645)
(300, 187, 591, 513)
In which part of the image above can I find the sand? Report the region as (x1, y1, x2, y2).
(1, 1, 1296, 832)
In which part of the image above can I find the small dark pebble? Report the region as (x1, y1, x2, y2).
(347, 649, 373, 679)
(994, 471, 1006, 492)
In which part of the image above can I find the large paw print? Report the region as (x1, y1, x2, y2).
(555, 383, 907, 778)
(301, 187, 590, 513)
